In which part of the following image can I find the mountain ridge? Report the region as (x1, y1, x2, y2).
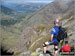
(22, 0, 74, 27)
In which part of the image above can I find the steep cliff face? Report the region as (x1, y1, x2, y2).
(14, 0, 75, 56)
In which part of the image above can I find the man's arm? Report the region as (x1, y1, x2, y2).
(50, 34, 54, 41)
(62, 46, 64, 52)
(50, 27, 55, 41)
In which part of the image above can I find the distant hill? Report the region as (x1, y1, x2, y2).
(1, 5, 15, 15)
(12, 3, 46, 13)
(1, 2, 47, 13)
(1, 5, 27, 26)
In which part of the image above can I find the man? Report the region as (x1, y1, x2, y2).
(43, 19, 60, 56)
(62, 41, 71, 52)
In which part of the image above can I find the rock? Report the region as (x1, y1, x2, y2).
(36, 48, 42, 53)
(39, 53, 44, 56)
(18, 51, 31, 56)
(47, 45, 54, 52)
(39, 53, 51, 56)
(31, 52, 51, 56)
(31, 52, 40, 56)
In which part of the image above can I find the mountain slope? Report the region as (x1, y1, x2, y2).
(24, 0, 74, 27)
(14, 0, 75, 56)
(0, 5, 29, 53)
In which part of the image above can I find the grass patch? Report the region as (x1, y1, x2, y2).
(29, 24, 54, 52)
(36, 24, 46, 32)
(1, 29, 19, 51)
(69, 33, 72, 37)
(65, 27, 70, 32)
(31, 36, 39, 44)
(29, 35, 50, 52)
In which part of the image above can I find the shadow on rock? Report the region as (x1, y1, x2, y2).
(1, 46, 14, 56)
(46, 50, 54, 56)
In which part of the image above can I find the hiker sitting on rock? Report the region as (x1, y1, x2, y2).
(43, 18, 60, 56)
(62, 41, 71, 52)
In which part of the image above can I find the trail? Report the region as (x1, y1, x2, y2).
(30, 37, 44, 49)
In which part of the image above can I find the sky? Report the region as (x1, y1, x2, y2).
(1, 0, 54, 3)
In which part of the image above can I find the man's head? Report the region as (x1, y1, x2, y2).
(65, 41, 68, 45)
(54, 19, 59, 26)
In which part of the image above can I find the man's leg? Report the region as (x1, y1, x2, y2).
(54, 46, 58, 56)
(43, 41, 49, 53)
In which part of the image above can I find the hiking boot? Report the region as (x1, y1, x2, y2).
(43, 52, 46, 55)
(43, 52, 47, 56)
(39, 53, 46, 56)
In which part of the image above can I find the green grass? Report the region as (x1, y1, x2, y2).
(69, 33, 72, 37)
(1, 28, 19, 51)
(29, 35, 50, 52)
(36, 24, 47, 32)
(29, 24, 54, 52)
(65, 27, 70, 32)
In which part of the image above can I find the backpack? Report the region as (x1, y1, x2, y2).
(56, 26, 67, 42)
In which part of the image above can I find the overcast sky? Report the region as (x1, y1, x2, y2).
(2, 0, 54, 3)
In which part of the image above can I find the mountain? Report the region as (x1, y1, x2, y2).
(12, 3, 47, 13)
(14, 0, 75, 56)
(1, 0, 75, 56)
(1, 2, 46, 54)
(24, 0, 74, 27)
